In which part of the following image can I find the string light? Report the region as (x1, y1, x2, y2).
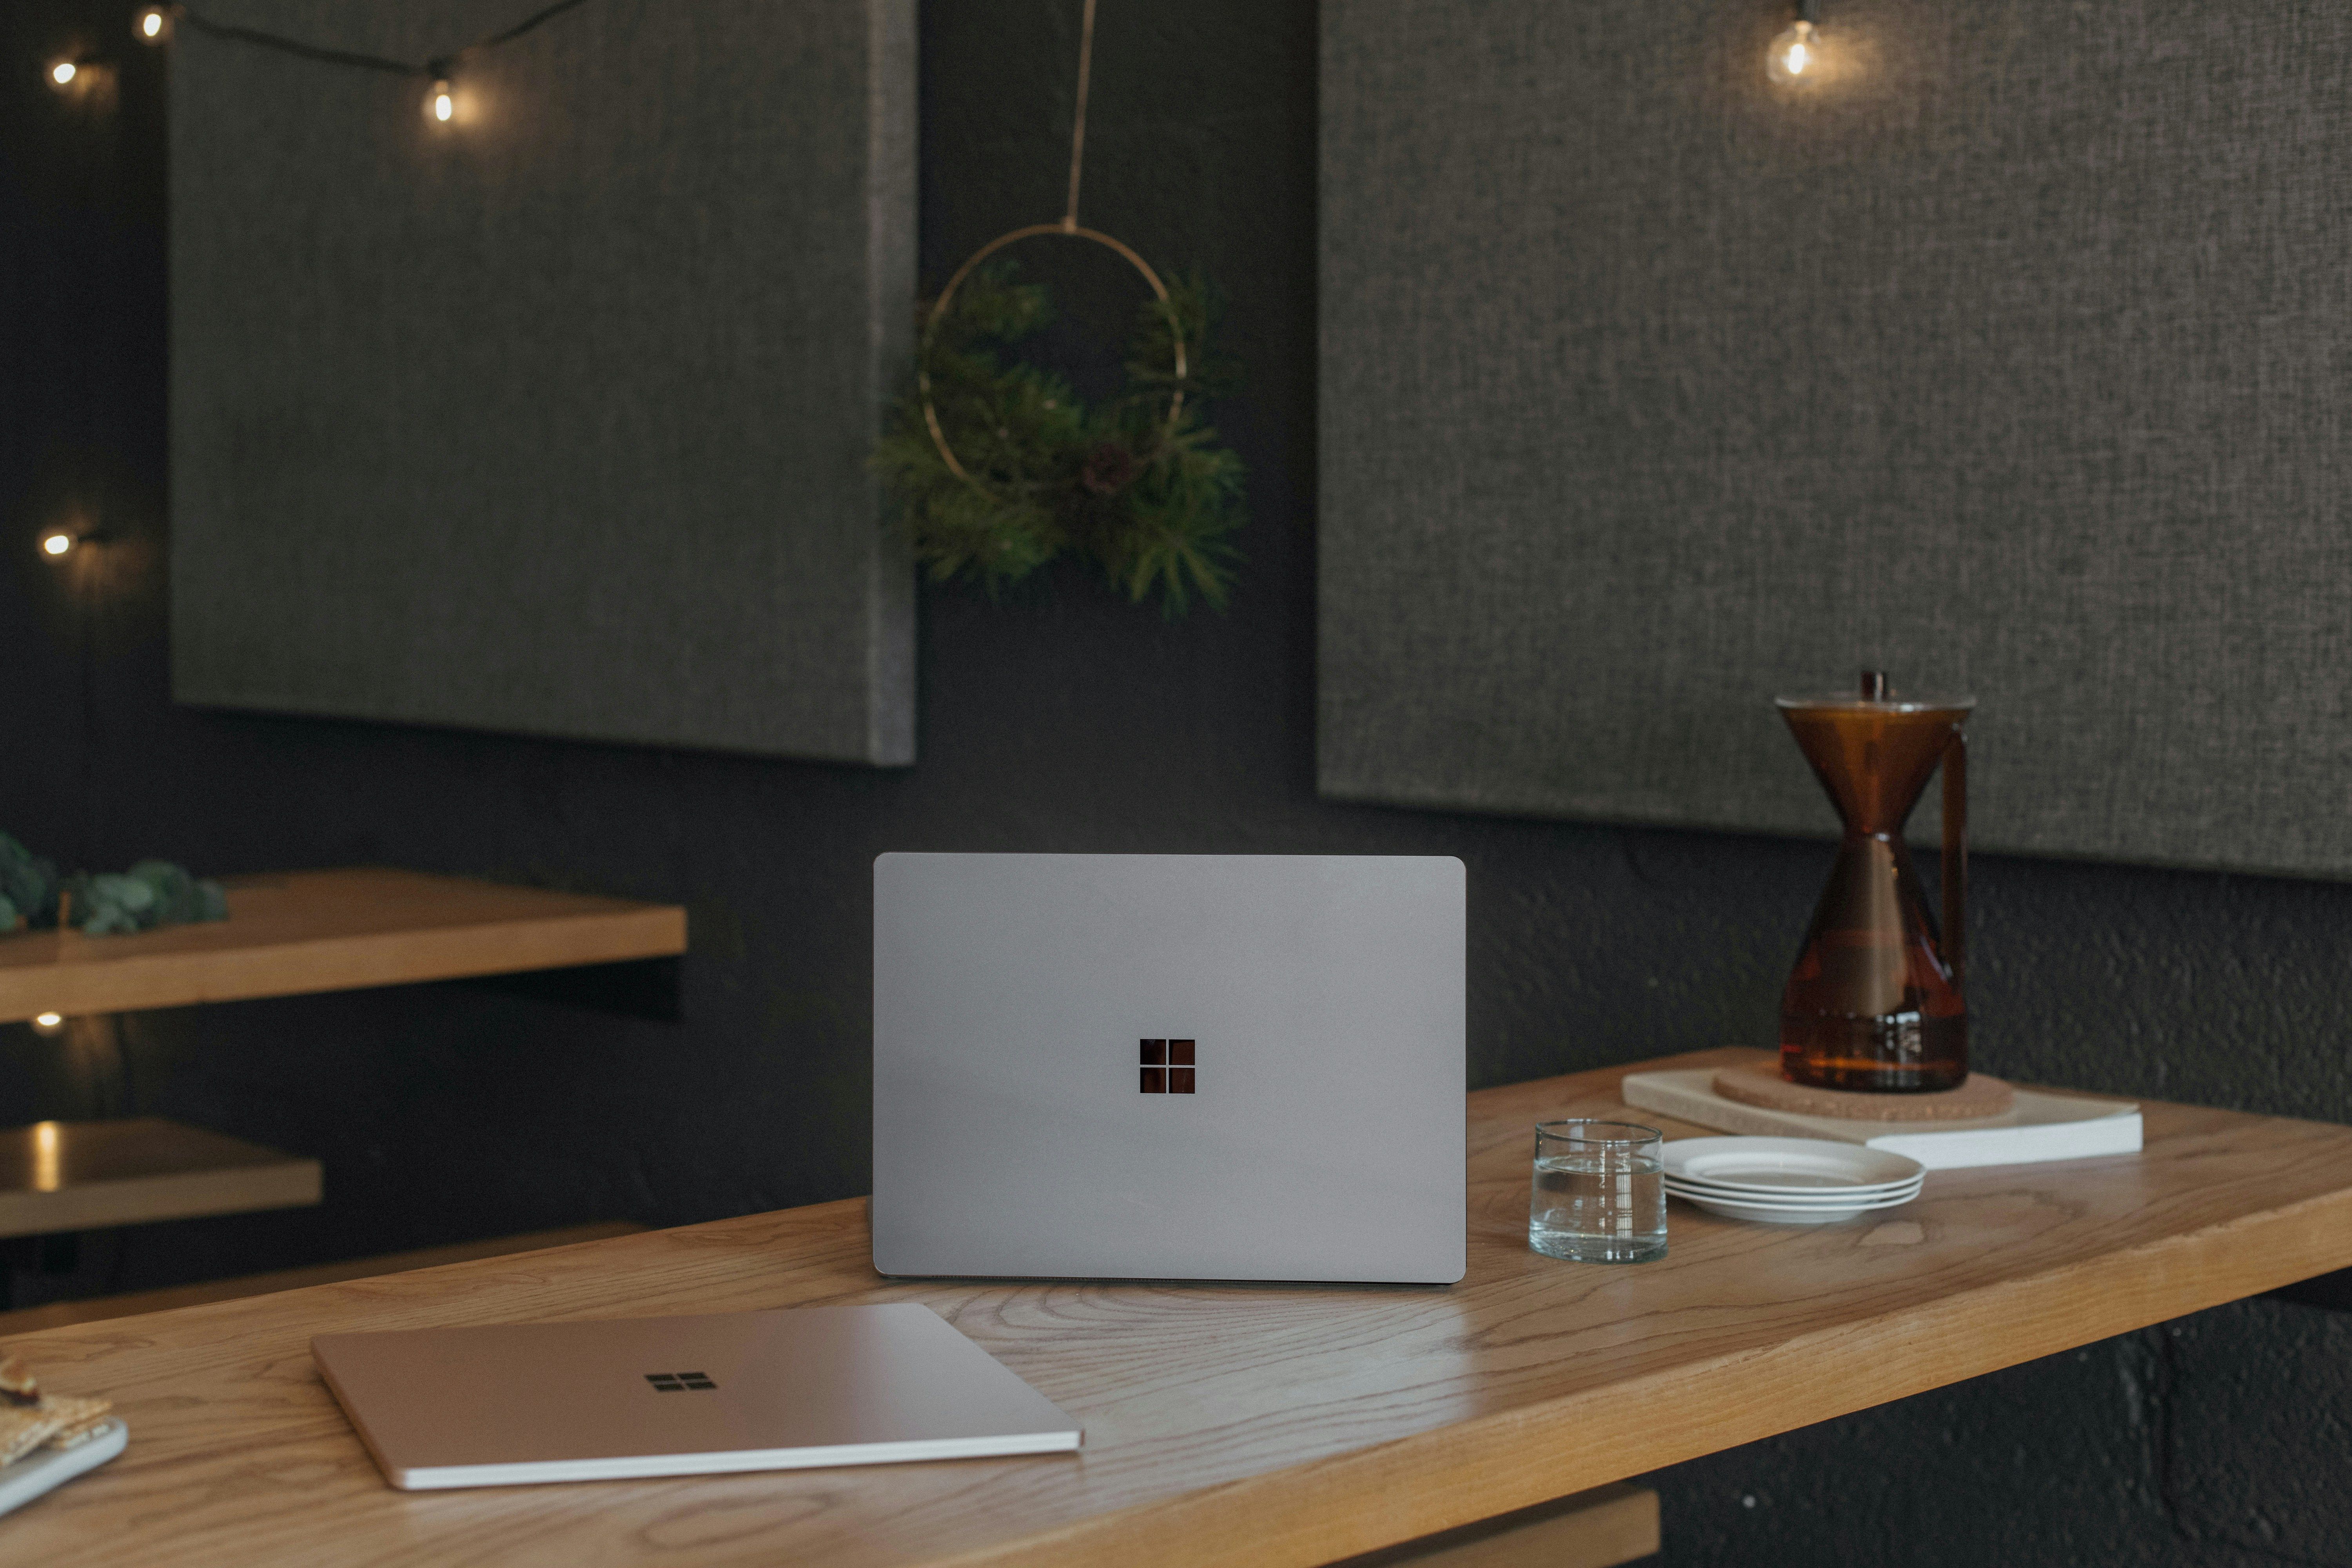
(1767, 0, 1824, 85)
(106, 0, 595, 129)
(39, 524, 111, 559)
(49, 58, 80, 88)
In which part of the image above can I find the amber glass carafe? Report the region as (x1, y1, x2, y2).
(1777, 673, 1973, 1092)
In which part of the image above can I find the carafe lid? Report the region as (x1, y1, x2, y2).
(1775, 670, 1974, 713)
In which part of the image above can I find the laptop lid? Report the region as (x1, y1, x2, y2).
(312, 1304, 1080, 1490)
(872, 853, 1466, 1284)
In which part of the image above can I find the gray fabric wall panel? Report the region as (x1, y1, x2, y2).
(1319, 0, 2352, 875)
(170, 0, 916, 764)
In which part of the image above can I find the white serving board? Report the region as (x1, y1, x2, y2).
(1623, 1069, 2142, 1170)
(0, 1419, 127, 1518)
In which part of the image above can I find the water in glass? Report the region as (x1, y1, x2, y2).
(1529, 1121, 1666, 1263)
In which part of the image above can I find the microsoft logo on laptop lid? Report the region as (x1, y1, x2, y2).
(1139, 1038, 1195, 1093)
(644, 1372, 717, 1392)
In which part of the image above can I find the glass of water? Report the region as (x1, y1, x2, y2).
(1530, 1120, 1666, 1263)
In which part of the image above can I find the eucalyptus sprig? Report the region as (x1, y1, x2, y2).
(876, 261, 1245, 615)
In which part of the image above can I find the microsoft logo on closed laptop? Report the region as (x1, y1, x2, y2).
(644, 1371, 717, 1392)
(1139, 1038, 1196, 1093)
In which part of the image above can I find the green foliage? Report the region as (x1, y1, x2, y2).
(0, 833, 225, 938)
(876, 261, 1246, 615)
(64, 861, 229, 936)
(0, 833, 58, 933)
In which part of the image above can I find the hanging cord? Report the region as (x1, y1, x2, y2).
(169, 0, 593, 80)
(1062, 0, 1097, 230)
(917, 0, 1189, 486)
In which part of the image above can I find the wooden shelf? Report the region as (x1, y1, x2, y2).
(0, 1118, 320, 1239)
(0, 867, 687, 1024)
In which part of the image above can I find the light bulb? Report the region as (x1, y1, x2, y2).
(1768, 20, 1821, 84)
(33, 1012, 64, 1033)
(40, 530, 74, 557)
(50, 60, 78, 87)
(137, 7, 172, 42)
(429, 79, 454, 122)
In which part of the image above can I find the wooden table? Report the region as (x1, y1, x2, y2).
(7, 1047, 2350, 1567)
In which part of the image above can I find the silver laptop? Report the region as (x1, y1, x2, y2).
(871, 853, 1465, 1284)
(314, 1303, 1081, 1490)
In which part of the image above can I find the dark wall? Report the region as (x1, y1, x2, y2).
(2, 2, 2347, 1563)
(1318, 0, 2352, 880)
(170, 0, 919, 766)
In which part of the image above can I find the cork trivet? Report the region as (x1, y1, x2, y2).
(1714, 1062, 2014, 1122)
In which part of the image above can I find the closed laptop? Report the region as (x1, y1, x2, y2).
(314, 1304, 1081, 1490)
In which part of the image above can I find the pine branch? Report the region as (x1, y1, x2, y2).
(877, 258, 1247, 616)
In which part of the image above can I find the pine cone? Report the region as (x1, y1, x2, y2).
(1080, 441, 1140, 496)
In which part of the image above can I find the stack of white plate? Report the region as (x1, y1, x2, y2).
(1662, 1137, 1926, 1225)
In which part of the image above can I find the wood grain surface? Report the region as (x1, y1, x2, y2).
(5, 1049, 2350, 1568)
(0, 868, 687, 1024)
(0, 1119, 319, 1240)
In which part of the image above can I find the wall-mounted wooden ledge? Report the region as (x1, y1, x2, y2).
(7, 1049, 2350, 1567)
(0, 867, 687, 1024)
(0, 1118, 320, 1240)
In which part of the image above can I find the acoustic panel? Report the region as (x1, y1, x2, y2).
(1319, 0, 2352, 875)
(171, 0, 915, 763)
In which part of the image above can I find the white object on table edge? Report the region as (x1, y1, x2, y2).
(0, 1419, 127, 1519)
